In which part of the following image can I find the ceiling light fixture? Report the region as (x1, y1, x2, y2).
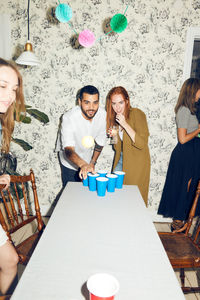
(16, 0, 39, 66)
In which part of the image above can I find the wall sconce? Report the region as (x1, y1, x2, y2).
(16, 0, 39, 66)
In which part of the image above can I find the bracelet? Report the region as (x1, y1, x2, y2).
(90, 159, 96, 165)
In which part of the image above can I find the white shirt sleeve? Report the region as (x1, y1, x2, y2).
(94, 110, 107, 146)
(60, 113, 75, 149)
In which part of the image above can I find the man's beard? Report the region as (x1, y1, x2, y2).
(81, 108, 98, 120)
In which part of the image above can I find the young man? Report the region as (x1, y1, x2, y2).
(58, 85, 106, 187)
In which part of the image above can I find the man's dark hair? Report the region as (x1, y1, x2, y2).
(79, 85, 99, 100)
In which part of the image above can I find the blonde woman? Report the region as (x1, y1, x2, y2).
(0, 58, 25, 294)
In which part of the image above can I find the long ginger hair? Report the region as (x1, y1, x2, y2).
(175, 78, 200, 115)
(0, 58, 25, 153)
(106, 86, 130, 132)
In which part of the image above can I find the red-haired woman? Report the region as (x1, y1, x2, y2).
(106, 86, 150, 205)
(0, 58, 25, 294)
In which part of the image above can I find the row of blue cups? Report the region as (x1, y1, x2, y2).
(82, 170, 125, 197)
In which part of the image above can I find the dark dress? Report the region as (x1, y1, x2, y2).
(158, 106, 200, 220)
(158, 138, 200, 220)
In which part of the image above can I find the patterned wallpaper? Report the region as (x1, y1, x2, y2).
(1, 0, 200, 217)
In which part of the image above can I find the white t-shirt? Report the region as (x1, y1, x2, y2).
(119, 128, 123, 140)
(58, 106, 106, 170)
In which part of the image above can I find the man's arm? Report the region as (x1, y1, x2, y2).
(90, 142, 103, 165)
(65, 141, 104, 180)
(65, 146, 95, 180)
(79, 142, 104, 179)
(65, 147, 86, 168)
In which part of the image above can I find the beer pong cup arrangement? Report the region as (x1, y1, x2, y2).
(88, 173, 100, 191)
(114, 171, 125, 189)
(82, 176, 89, 186)
(96, 177, 109, 197)
(98, 170, 108, 177)
(87, 273, 119, 300)
(106, 174, 118, 192)
(82, 171, 125, 196)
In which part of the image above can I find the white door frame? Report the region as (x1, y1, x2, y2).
(183, 27, 200, 81)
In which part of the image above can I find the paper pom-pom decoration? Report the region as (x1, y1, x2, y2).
(82, 136, 95, 148)
(78, 30, 96, 47)
(55, 4, 72, 23)
(110, 13, 128, 33)
(55, 3, 129, 47)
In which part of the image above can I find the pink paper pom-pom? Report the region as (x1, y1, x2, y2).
(78, 30, 95, 48)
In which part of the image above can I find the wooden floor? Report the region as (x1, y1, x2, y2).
(154, 222, 200, 300)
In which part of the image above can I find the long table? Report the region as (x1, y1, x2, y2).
(11, 183, 184, 300)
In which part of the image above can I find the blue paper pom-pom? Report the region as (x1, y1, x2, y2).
(55, 4, 72, 23)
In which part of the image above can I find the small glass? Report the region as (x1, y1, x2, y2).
(108, 126, 118, 145)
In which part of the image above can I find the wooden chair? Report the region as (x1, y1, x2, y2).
(158, 180, 200, 294)
(0, 169, 45, 265)
(0, 296, 11, 300)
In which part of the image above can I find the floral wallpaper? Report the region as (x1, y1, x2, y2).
(1, 0, 200, 218)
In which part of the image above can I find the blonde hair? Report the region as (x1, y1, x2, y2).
(106, 86, 130, 132)
(0, 58, 26, 153)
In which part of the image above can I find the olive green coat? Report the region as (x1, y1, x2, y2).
(113, 107, 151, 205)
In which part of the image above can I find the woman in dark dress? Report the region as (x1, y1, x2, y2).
(158, 78, 200, 230)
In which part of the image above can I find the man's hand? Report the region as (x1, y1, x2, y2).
(0, 174, 10, 190)
(79, 163, 95, 180)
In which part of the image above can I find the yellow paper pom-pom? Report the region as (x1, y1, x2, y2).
(82, 136, 95, 148)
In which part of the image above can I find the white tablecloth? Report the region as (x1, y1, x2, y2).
(11, 183, 184, 300)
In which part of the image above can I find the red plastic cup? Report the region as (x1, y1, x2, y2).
(87, 273, 119, 300)
(90, 295, 114, 300)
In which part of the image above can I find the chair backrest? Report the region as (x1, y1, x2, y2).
(0, 169, 44, 241)
(183, 180, 200, 239)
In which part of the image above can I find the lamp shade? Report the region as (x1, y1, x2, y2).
(15, 41, 39, 66)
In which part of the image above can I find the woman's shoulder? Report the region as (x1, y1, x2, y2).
(130, 107, 146, 117)
(176, 105, 191, 116)
(176, 106, 192, 126)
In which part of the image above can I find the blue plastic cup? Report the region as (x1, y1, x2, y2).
(114, 171, 125, 189)
(82, 176, 88, 186)
(88, 173, 99, 191)
(96, 177, 109, 197)
(106, 174, 118, 192)
(97, 170, 108, 177)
